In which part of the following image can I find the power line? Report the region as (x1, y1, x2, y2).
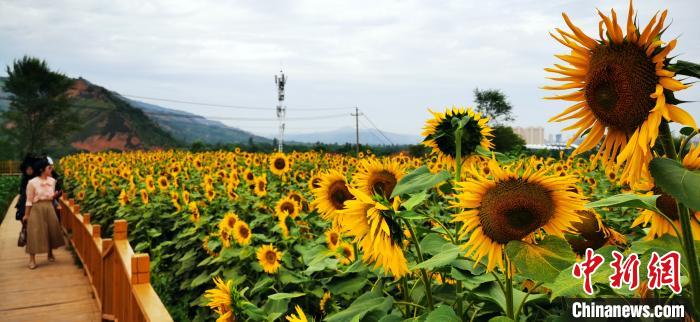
(359, 118, 390, 145)
(0, 96, 348, 122)
(120, 93, 354, 111)
(361, 111, 395, 145)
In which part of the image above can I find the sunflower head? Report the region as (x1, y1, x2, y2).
(145, 176, 156, 192)
(220, 212, 239, 231)
(683, 144, 700, 170)
(422, 107, 493, 162)
(253, 175, 267, 197)
(566, 210, 626, 255)
(312, 170, 353, 224)
(352, 158, 405, 200)
(337, 242, 355, 265)
(452, 158, 586, 272)
(270, 153, 292, 176)
(157, 176, 169, 190)
(325, 228, 341, 250)
(118, 189, 129, 206)
(285, 305, 308, 322)
(256, 244, 282, 274)
(276, 196, 300, 219)
(140, 189, 149, 205)
(339, 188, 409, 278)
(233, 221, 252, 245)
(546, 2, 696, 185)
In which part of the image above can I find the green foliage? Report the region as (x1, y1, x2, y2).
(490, 126, 526, 153)
(505, 236, 576, 283)
(649, 158, 700, 210)
(0, 175, 20, 223)
(473, 88, 514, 125)
(1, 56, 79, 157)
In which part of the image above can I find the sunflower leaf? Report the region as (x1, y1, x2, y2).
(668, 60, 700, 79)
(586, 193, 661, 213)
(391, 166, 451, 197)
(649, 158, 700, 210)
(680, 127, 696, 136)
(267, 292, 305, 300)
(505, 236, 577, 283)
(410, 244, 461, 270)
(425, 305, 460, 322)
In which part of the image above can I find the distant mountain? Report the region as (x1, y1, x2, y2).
(1, 77, 178, 152)
(284, 127, 420, 145)
(124, 97, 270, 145)
(0, 77, 271, 153)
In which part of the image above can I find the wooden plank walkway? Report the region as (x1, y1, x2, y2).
(0, 196, 101, 322)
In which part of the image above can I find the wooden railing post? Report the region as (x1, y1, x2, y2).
(131, 254, 150, 285)
(113, 220, 127, 241)
(92, 224, 101, 238)
(83, 213, 91, 225)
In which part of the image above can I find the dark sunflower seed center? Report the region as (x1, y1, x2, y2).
(479, 179, 554, 244)
(585, 42, 658, 134)
(329, 180, 352, 210)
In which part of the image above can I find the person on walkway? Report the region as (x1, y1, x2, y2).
(23, 157, 65, 269)
(15, 154, 38, 221)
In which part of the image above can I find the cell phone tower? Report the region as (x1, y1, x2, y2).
(275, 70, 287, 152)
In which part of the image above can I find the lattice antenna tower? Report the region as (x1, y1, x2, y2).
(274, 70, 287, 152)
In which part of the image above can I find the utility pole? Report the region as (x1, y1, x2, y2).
(351, 107, 362, 156)
(275, 70, 287, 152)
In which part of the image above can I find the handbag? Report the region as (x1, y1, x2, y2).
(17, 224, 27, 247)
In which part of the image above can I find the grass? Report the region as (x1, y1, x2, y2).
(0, 175, 20, 225)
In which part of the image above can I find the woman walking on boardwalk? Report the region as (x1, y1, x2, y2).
(22, 157, 65, 269)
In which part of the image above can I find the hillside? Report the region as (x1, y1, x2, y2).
(125, 98, 270, 145)
(284, 127, 420, 145)
(1, 77, 271, 153)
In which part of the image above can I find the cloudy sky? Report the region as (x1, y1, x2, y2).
(1, 0, 699, 141)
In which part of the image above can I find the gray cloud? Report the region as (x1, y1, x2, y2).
(1, 0, 699, 138)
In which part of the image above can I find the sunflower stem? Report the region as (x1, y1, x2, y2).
(504, 254, 515, 319)
(453, 123, 465, 317)
(677, 203, 700, 317)
(659, 121, 678, 160)
(404, 219, 434, 311)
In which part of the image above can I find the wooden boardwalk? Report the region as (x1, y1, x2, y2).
(0, 196, 101, 322)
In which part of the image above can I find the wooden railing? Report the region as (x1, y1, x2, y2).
(0, 160, 20, 175)
(59, 196, 173, 322)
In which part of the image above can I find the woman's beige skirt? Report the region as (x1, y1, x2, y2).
(26, 201, 65, 254)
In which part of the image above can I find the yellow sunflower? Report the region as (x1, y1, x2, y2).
(285, 305, 308, 322)
(325, 227, 342, 250)
(683, 144, 700, 170)
(270, 152, 292, 176)
(204, 276, 234, 322)
(336, 242, 355, 265)
(632, 189, 700, 240)
(157, 176, 169, 190)
(189, 201, 200, 223)
(243, 168, 255, 183)
(256, 244, 282, 274)
(311, 170, 353, 226)
(233, 221, 252, 245)
(170, 191, 181, 211)
(320, 291, 331, 315)
(566, 210, 627, 256)
(140, 188, 149, 205)
(118, 189, 129, 206)
(219, 226, 232, 248)
(422, 107, 493, 164)
(275, 196, 300, 219)
(351, 158, 405, 200)
(145, 175, 156, 192)
(182, 189, 190, 205)
(340, 188, 409, 278)
(220, 212, 239, 232)
(452, 158, 586, 272)
(253, 175, 267, 197)
(308, 174, 322, 192)
(205, 186, 217, 202)
(545, 2, 696, 185)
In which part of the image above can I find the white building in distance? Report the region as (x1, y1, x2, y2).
(513, 126, 545, 145)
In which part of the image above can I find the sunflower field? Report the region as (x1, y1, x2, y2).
(57, 2, 700, 322)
